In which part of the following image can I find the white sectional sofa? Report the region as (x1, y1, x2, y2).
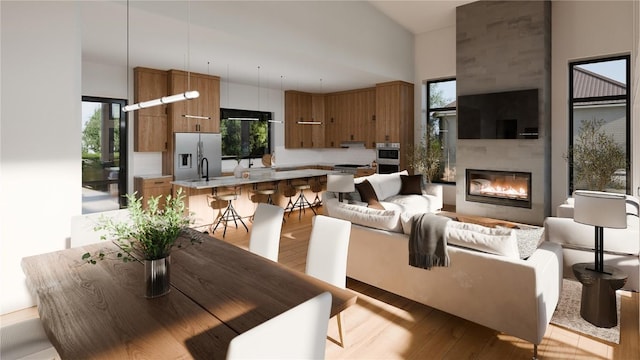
(323, 171, 563, 352)
(545, 195, 639, 291)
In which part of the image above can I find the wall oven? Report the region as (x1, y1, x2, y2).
(376, 143, 400, 174)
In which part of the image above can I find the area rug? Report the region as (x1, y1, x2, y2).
(551, 279, 620, 344)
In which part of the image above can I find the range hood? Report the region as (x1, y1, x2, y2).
(340, 141, 365, 148)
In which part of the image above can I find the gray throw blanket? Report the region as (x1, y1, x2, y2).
(409, 213, 451, 270)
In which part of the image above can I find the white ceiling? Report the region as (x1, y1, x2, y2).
(81, 1, 470, 93)
(370, 0, 472, 35)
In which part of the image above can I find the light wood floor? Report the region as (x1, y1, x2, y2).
(215, 206, 640, 359)
(4, 206, 638, 359)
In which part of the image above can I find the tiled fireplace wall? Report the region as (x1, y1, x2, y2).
(455, 0, 551, 225)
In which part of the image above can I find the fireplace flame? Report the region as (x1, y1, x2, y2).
(479, 184, 528, 199)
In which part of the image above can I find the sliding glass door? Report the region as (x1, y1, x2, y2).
(81, 96, 128, 213)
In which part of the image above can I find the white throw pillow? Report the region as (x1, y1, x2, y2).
(445, 221, 520, 259)
(366, 170, 408, 200)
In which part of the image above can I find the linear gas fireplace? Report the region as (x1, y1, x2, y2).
(466, 169, 532, 208)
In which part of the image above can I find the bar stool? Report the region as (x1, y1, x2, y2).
(285, 178, 317, 220)
(209, 186, 248, 237)
(250, 182, 278, 221)
(310, 176, 326, 207)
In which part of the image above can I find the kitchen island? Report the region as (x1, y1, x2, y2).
(172, 168, 338, 190)
(172, 168, 340, 230)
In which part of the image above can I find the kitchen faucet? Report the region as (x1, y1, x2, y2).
(201, 157, 209, 181)
(248, 157, 253, 168)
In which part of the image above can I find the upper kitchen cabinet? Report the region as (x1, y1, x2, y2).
(285, 90, 323, 148)
(324, 88, 375, 148)
(375, 81, 414, 171)
(167, 70, 220, 133)
(310, 94, 325, 148)
(324, 94, 338, 148)
(133, 67, 168, 152)
(354, 88, 376, 148)
(375, 81, 413, 145)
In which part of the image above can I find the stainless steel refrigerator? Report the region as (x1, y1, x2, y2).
(174, 133, 222, 181)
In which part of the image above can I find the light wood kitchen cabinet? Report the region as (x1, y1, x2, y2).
(134, 176, 172, 209)
(324, 94, 338, 147)
(285, 91, 325, 148)
(324, 88, 375, 148)
(375, 81, 413, 145)
(285, 91, 311, 148)
(310, 94, 325, 148)
(375, 81, 414, 171)
(354, 88, 376, 148)
(167, 69, 220, 133)
(283, 82, 411, 153)
(133, 67, 168, 152)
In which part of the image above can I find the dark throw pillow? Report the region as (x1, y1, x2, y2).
(400, 174, 423, 195)
(355, 180, 384, 210)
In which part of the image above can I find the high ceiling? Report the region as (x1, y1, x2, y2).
(370, 1, 472, 35)
(81, 1, 471, 93)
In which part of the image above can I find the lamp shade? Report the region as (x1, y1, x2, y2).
(573, 190, 627, 229)
(326, 174, 355, 193)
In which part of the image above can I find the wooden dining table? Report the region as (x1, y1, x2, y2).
(21, 228, 357, 359)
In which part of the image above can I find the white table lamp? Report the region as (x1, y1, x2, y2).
(573, 190, 627, 274)
(327, 174, 355, 203)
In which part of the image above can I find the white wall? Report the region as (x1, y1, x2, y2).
(414, 25, 457, 143)
(414, 25, 457, 205)
(1, 1, 82, 314)
(550, 0, 635, 212)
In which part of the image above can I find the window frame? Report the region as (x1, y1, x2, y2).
(426, 78, 457, 185)
(220, 108, 273, 161)
(568, 55, 631, 194)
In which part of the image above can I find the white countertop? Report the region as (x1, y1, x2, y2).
(172, 169, 341, 190)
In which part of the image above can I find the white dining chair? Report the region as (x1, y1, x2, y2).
(248, 203, 285, 262)
(305, 215, 352, 347)
(226, 291, 332, 360)
(0, 318, 59, 360)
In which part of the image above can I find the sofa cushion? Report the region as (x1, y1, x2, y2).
(545, 215, 639, 255)
(355, 180, 384, 210)
(327, 199, 401, 232)
(400, 175, 423, 195)
(446, 221, 520, 259)
(498, 225, 545, 259)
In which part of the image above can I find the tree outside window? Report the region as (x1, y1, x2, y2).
(422, 79, 456, 183)
(569, 56, 630, 194)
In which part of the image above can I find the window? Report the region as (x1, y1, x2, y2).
(426, 79, 456, 183)
(220, 108, 272, 160)
(568, 56, 630, 194)
(81, 96, 128, 213)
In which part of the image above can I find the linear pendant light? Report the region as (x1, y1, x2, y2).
(124, 91, 200, 112)
(123, 0, 199, 113)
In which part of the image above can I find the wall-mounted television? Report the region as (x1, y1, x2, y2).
(457, 88, 539, 139)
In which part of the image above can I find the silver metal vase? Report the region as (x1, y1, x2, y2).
(145, 256, 171, 298)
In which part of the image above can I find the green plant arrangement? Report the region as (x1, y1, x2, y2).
(566, 118, 626, 191)
(82, 188, 195, 263)
(408, 130, 442, 183)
